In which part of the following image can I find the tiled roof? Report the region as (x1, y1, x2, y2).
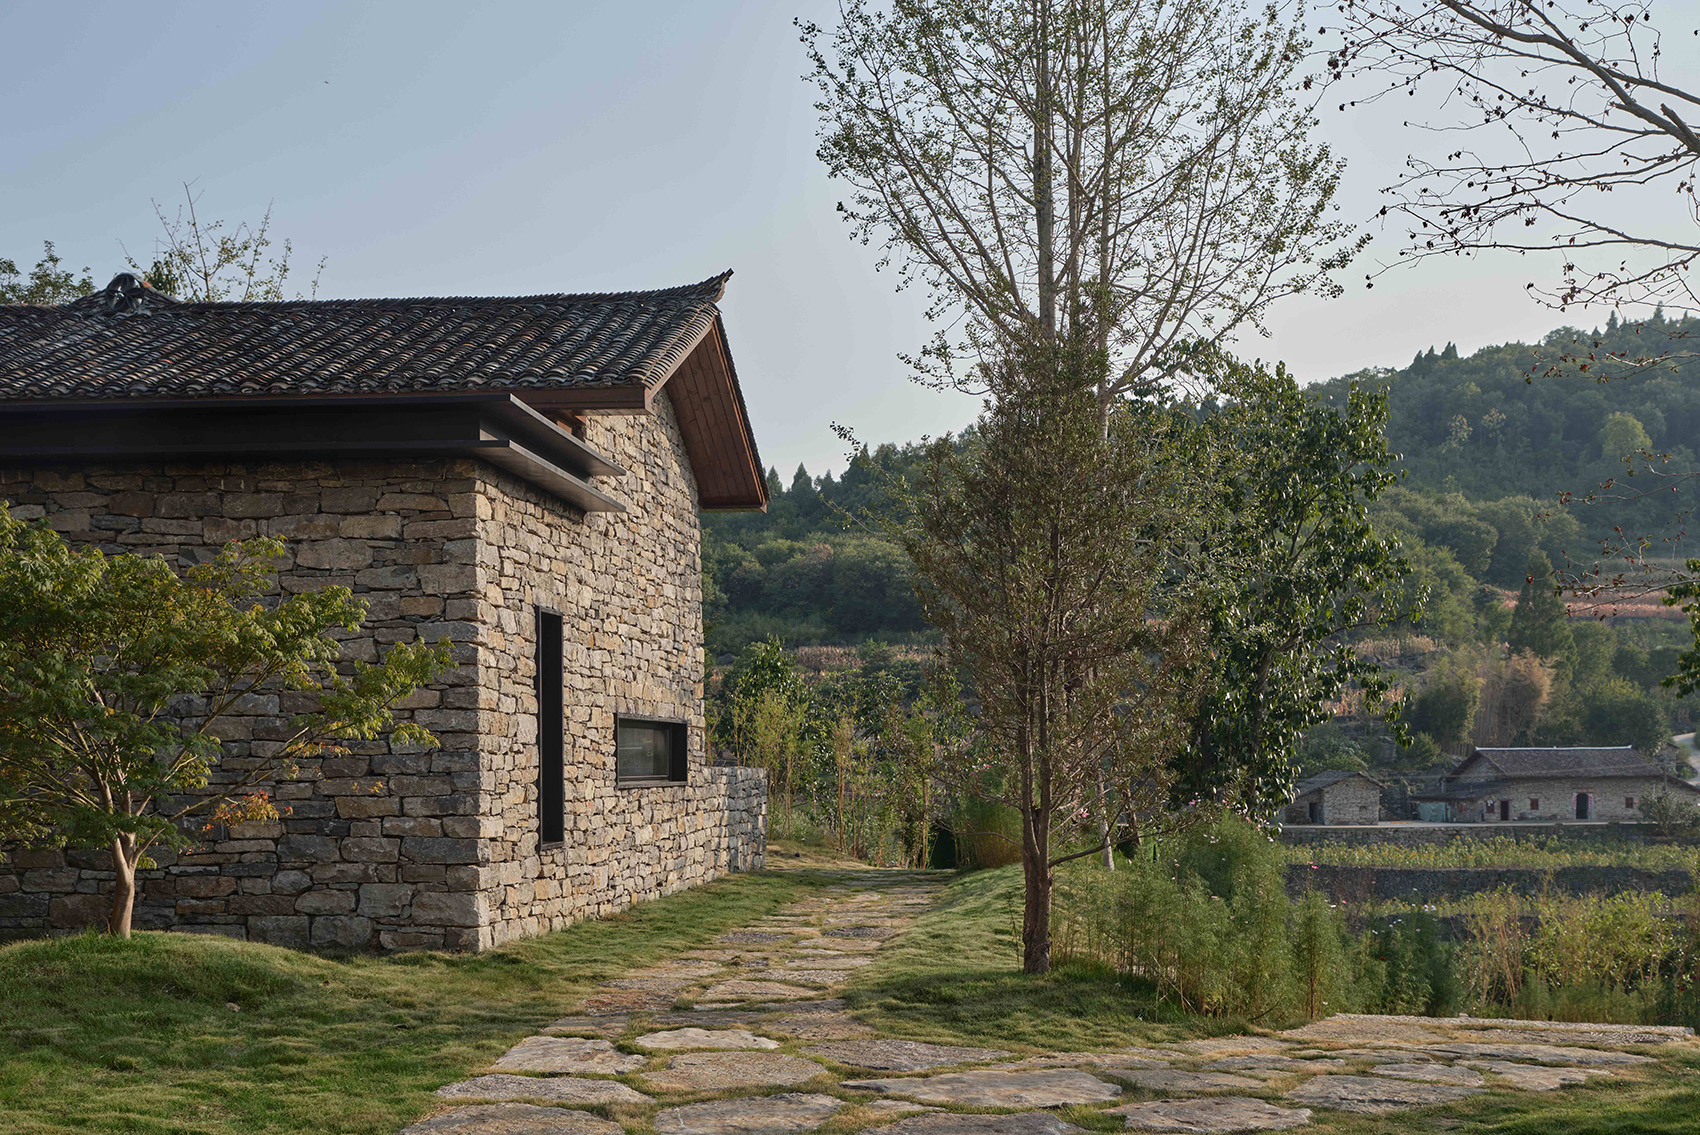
(1461, 746, 1659, 779)
(1295, 769, 1379, 794)
(0, 272, 731, 401)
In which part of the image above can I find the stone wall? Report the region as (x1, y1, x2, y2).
(473, 390, 764, 949)
(0, 392, 767, 948)
(0, 458, 488, 947)
(1277, 822, 1661, 846)
(1284, 863, 1695, 903)
(1446, 776, 1669, 823)
(1285, 778, 1382, 825)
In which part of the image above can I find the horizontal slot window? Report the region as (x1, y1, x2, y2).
(616, 717, 687, 786)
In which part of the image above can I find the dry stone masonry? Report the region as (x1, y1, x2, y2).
(0, 390, 765, 950)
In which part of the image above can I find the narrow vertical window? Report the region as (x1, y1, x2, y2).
(537, 608, 564, 845)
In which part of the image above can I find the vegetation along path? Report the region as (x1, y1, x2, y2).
(407, 864, 1700, 1135)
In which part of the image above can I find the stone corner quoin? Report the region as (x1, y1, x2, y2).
(0, 388, 768, 952)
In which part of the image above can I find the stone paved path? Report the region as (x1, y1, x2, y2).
(406, 870, 1698, 1134)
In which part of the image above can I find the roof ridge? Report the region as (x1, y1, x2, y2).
(7, 270, 734, 317)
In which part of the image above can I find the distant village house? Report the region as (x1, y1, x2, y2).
(1412, 746, 1699, 824)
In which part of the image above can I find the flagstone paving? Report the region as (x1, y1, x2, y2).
(802, 1039, 1011, 1071)
(1108, 1097, 1314, 1133)
(408, 868, 1699, 1134)
(635, 1027, 781, 1051)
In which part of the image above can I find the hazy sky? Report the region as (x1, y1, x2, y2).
(0, 2, 1637, 477)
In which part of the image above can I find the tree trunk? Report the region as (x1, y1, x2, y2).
(1096, 765, 1115, 870)
(108, 834, 136, 939)
(1021, 847, 1053, 975)
(1020, 800, 1052, 974)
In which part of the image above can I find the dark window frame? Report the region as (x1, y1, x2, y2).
(536, 608, 565, 847)
(615, 715, 689, 788)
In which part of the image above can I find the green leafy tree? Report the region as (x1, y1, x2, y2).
(1179, 360, 1413, 814)
(0, 511, 452, 937)
(0, 242, 94, 304)
(1507, 551, 1574, 663)
(1407, 657, 1482, 756)
(891, 360, 1205, 973)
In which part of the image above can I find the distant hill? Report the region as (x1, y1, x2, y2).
(705, 314, 1700, 653)
(1309, 310, 1700, 544)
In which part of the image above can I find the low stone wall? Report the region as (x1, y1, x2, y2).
(1284, 863, 1694, 903)
(1277, 822, 1659, 846)
(0, 768, 765, 945)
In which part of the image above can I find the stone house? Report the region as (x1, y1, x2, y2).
(1283, 770, 1383, 826)
(1414, 746, 1700, 823)
(0, 272, 768, 950)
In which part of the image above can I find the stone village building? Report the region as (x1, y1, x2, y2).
(1283, 770, 1383, 826)
(0, 272, 769, 950)
(1412, 745, 1700, 824)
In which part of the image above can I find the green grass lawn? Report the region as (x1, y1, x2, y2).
(4, 861, 1699, 1135)
(0, 871, 800, 1135)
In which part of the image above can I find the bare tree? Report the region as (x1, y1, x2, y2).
(124, 182, 325, 302)
(1328, 0, 1700, 315)
(803, 0, 1359, 408)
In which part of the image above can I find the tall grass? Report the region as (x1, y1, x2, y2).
(1056, 815, 1700, 1027)
(1279, 836, 1700, 873)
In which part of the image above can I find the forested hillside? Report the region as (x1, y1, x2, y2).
(1311, 310, 1700, 544)
(705, 318, 1700, 769)
(708, 313, 1700, 656)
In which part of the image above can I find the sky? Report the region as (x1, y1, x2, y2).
(0, 1, 1658, 478)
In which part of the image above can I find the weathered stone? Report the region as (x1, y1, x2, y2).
(1457, 1024, 1692, 1047)
(578, 989, 676, 1015)
(1369, 1063, 1485, 1086)
(434, 1075, 650, 1105)
(1179, 1038, 1295, 1056)
(1422, 1042, 1656, 1067)
(310, 915, 375, 948)
(654, 1093, 844, 1135)
(1111, 1070, 1268, 1095)
(783, 955, 874, 969)
(824, 925, 897, 939)
(867, 1112, 1086, 1135)
(640, 1052, 825, 1092)
(1107, 1097, 1314, 1133)
(843, 1069, 1122, 1108)
(861, 1101, 941, 1117)
(400, 1103, 625, 1135)
(992, 1053, 1168, 1071)
(599, 976, 694, 991)
(488, 1036, 645, 1074)
(48, 893, 109, 930)
(1203, 1057, 1346, 1075)
(718, 931, 791, 944)
(635, 1028, 781, 1051)
(700, 980, 822, 1002)
(1283, 1074, 1480, 1114)
(1461, 1060, 1616, 1091)
(757, 1012, 877, 1041)
(1280, 1018, 1448, 1045)
(803, 1039, 1009, 1071)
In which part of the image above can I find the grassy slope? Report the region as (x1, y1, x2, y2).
(0, 871, 799, 1135)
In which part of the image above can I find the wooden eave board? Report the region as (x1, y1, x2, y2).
(658, 320, 767, 511)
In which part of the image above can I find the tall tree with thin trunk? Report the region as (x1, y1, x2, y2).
(890, 355, 1205, 973)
